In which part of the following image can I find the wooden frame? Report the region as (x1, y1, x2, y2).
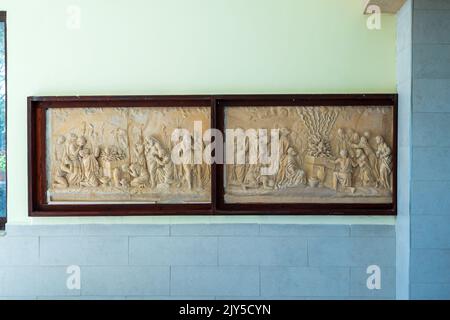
(215, 94, 397, 216)
(28, 95, 215, 216)
(28, 94, 397, 216)
(0, 11, 6, 229)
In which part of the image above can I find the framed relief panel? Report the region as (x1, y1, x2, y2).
(215, 94, 397, 215)
(29, 96, 213, 216)
(29, 94, 397, 216)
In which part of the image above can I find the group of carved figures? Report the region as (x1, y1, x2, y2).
(229, 127, 393, 194)
(52, 132, 209, 191)
(53, 134, 107, 188)
(332, 128, 392, 192)
(230, 128, 307, 191)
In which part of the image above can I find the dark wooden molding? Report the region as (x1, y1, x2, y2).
(28, 96, 214, 217)
(0, 11, 6, 22)
(28, 94, 398, 217)
(215, 94, 397, 216)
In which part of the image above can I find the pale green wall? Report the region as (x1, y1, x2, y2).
(1, 0, 396, 224)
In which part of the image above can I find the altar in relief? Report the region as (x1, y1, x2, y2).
(224, 106, 394, 204)
(46, 107, 211, 204)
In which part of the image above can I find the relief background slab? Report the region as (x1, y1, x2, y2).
(46, 106, 211, 204)
(224, 105, 394, 204)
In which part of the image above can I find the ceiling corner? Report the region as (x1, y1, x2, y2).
(363, 0, 406, 14)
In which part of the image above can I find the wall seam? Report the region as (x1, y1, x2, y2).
(407, 0, 414, 299)
(169, 265, 172, 296)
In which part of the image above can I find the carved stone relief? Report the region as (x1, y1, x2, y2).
(224, 106, 394, 204)
(46, 107, 211, 204)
